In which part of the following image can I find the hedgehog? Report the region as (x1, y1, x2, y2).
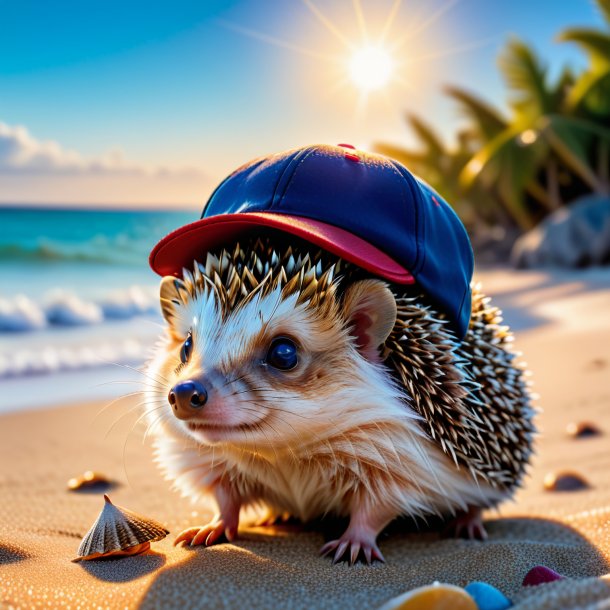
(144, 234, 535, 564)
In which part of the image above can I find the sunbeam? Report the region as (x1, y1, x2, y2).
(390, 0, 461, 53)
(352, 0, 370, 43)
(217, 19, 342, 63)
(301, 0, 355, 50)
(219, 0, 486, 114)
(379, 0, 403, 43)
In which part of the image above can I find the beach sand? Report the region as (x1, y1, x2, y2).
(1, 268, 610, 609)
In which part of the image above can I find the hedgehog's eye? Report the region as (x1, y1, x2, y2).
(265, 337, 298, 371)
(180, 332, 193, 364)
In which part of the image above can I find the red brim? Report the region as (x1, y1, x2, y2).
(149, 212, 415, 285)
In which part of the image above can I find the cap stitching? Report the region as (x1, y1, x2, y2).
(388, 160, 422, 273)
(269, 147, 314, 211)
(273, 146, 321, 210)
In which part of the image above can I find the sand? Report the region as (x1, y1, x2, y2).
(1, 267, 610, 609)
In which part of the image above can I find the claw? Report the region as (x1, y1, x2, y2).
(319, 541, 338, 557)
(333, 540, 349, 564)
(371, 546, 385, 563)
(174, 527, 200, 546)
(175, 520, 236, 548)
(226, 526, 237, 542)
(349, 543, 361, 565)
(443, 506, 488, 541)
(191, 526, 213, 546)
(320, 537, 384, 566)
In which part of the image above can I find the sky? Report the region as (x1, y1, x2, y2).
(0, 0, 605, 207)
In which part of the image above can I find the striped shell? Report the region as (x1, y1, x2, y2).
(73, 495, 169, 561)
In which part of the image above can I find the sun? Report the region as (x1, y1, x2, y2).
(222, 0, 487, 113)
(349, 46, 394, 91)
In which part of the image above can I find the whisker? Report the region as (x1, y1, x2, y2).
(94, 379, 165, 390)
(117, 403, 164, 493)
(104, 360, 170, 387)
(220, 373, 248, 389)
(144, 410, 170, 442)
(93, 390, 157, 422)
(104, 399, 165, 440)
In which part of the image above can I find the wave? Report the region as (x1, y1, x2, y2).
(0, 286, 160, 332)
(0, 238, 144, 265)
(0, 338, 150, 379)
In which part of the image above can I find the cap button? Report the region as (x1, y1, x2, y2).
(337, 143, 360, 163)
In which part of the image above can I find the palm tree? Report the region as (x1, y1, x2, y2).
(557, 0, 610, 188)
(460, 37, 610, 229)
(374, 115, 502, 227)
(378, 6, 610, 234)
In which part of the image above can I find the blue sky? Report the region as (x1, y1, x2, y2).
(0, 0, 604, 206)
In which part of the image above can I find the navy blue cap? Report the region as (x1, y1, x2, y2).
(150, 144, 474, 338)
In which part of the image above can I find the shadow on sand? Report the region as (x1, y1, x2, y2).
(0, 542, 31, 565)
(137, 516, 610, 609)
(78, 550, 166, 583)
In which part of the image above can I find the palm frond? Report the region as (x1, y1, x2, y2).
(406, 114, 446, 156)
(497, 37, 552, 121)
(558, 28, 610, 67)
(444, 85, 508, 141)
(593, 0, 610, 26)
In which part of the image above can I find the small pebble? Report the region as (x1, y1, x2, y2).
(587, 358, 606, 370)
(378, 582, 477, 610)
(543, 471, 590, 492)
(522, 565, 564, 587)
(67, 470, 112, 491)
(566, 421, 602, 439)
(465, 582, 512, 610)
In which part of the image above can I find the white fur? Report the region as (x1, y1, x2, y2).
(145, 286, 507, 524)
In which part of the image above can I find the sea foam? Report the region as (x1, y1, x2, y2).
(0, 338, 149, 379)
(0, 286, 159, 332)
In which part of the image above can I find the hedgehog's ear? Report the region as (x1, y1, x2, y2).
(342, 280, 397, 362)
(159, 276, 188, 327)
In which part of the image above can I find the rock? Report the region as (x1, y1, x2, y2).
(378, 582, 477, 610)
(67, 470, 113, 492)
(543, 471, 590, 491)
(511, 196, 610, 269)
(522, 565, 564, 586)
(566, 421, 602, 438)
(464, 582, 512, 610)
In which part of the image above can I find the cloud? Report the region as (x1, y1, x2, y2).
(0, 121, 211, 206)
(0, 121, 200, 177)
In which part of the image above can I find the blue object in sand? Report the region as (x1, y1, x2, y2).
(465, 581, 512, 610)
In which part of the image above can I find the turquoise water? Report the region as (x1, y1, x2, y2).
(0, 206, 196, 400)
(0, 206, 194, 297)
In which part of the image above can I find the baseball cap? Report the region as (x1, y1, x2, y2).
(150, 144, 474, 339)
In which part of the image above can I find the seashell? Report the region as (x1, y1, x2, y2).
(566, 421, 602, 439)
(543, 471, 590, 492)
(73, 495, 169, 562)
(67, 470, 112, 491)
(378, 582, 477, 610)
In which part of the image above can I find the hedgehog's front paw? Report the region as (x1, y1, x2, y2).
(174, 520, 237, 547)
(442, 505, 488, 541)
(320, 533, 385, 565)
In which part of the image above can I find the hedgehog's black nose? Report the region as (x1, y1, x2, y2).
(168, 380, 208, 419)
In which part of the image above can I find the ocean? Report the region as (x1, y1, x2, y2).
(0, 206, 196, 412)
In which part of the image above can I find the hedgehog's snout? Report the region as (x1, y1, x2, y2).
(168, 380, 208, 420)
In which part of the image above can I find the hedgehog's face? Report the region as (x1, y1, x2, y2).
(148, 273, 397, 450)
